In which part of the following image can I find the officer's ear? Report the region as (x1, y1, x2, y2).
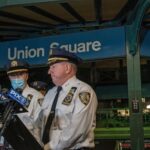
(64, 62, 72, 74)
(23, 72, 29, 80)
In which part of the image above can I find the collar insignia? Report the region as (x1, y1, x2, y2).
(27, 94, 33, 101)
(38, 98, 44, 106)
(25, 94, 33, 108)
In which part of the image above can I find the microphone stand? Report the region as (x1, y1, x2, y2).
(0, 88, 43, 150)
(0, 88, 25, 136)
(0, 101, 17, 136)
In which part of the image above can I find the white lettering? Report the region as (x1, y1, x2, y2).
(49, 41, 101, 54)
(50, 42, 59, 49)
(92, 41, 101, 51)
(18, 49, 24, 59)
(8, 46, 44, 60)
(8, 47, 17, 60)
(8, 41, 101, 60)
(77, 43, 86, 52)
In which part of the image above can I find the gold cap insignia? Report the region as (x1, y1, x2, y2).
(11, 60, 18, 67)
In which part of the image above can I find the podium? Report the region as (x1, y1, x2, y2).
(0, 99, 42, 150)
(2, 115, 43, 150)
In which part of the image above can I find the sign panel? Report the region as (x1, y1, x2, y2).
(0, 27, 125, 68)
(131, 99, 139, 113)
(141, 31, 150, 56)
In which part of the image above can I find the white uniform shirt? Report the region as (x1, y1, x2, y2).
(38, 76, 98, 149)
(17, 84, 44, 141)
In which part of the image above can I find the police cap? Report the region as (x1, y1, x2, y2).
(48, 48, 82, 66)
(30, 81, 47, 91)
(6, 60, 29, 75)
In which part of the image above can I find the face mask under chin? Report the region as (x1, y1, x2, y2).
(11, 79, 26, 90)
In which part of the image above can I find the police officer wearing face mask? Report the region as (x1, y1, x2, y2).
(6, 60, 44, 146)
(30, 81, 48, 96)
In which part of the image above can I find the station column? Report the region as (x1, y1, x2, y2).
(126, 0, 150, 149)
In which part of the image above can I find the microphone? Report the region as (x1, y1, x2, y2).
(0, 89, 28, 136)
(0, 88, 10, 104)
(7, 88, 30, 107)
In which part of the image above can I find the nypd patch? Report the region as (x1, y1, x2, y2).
(79, 92, 90, 105)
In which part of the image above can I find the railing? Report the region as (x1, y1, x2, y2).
(95, 108, 150, 139)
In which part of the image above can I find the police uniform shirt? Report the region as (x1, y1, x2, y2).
(17, 84, 44, 141)
(40, 76, 98, 149)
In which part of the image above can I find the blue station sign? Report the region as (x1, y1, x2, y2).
(141, 31, 150, 57)
(0, 27, 125, 68)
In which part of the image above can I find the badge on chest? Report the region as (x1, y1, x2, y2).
(62, 87, 77, 105)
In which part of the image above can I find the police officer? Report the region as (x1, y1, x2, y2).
(36, 48, 98, 150)
(30, 81, 48, 96)
(6, 60, 44, 144)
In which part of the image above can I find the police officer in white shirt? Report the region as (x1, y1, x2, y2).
(6, 60, 44, 144)
(36, 48, 98, 150)
(30, 81, 48, 96)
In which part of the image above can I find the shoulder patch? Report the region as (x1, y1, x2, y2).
(79, 92, 90, 105)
